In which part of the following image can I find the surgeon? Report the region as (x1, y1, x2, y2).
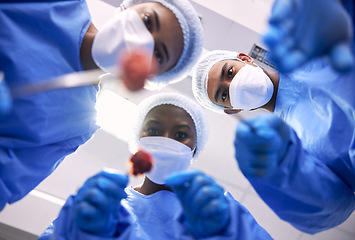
(0, 0, 203, 211)
(191, 10, 355, 232)
(39, 93, 272, 240)
(264, 0, 354, 73)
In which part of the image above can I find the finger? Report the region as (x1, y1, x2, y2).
(77, 187, 112, 211)
(200, 197, 229, 217)
(235, 120, 255, 139)
(82, 171, 128, 199)
(181, 175, 215, 207)
(249, 114, 285, 131)
(74, 201, 102, 222)
(242, 152, 279, 178)
(329, 42, 354, 73)
(191, 184, 224, 215)
(99, 171, 129, 189)
(269, 0, 295, 23)
(280, 49, 307, 73)
(96, 176, 128, 200)
(263, 26, 286, 49)
(165, 170, 202, 188)
(236, 126, 281, 152)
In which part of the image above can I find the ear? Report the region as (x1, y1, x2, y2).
(224, 108, 242, 115)
(237, 53, 254, 64)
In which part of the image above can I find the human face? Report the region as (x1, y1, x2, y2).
(139, 105, 197, 151)
(131, 2, 184, 75)
(207, 59, 250, 108)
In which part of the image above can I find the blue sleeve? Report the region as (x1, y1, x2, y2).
(0, 141, 82, 211)
(39, 195, 133, 240)
(247, 130, 355, 234)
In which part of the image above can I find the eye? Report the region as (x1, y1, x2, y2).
(147, 128, 159, 136)
(227, 67, 233, 78)
(175, 132, 187, 140)
(154, 49, 163, 64)
(143, 14, 152, 31)
(221, 91, 228, 102)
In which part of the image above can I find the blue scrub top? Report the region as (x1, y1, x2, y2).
(39, 187, 272, 240)
(244, 2, 355, 233)
(248, 57, 355, 233)
(0, 0, 99, 210)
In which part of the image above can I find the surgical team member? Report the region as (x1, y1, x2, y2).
(39, 93, 272, 240)
(0, 0, 203, 211)
(191, 50, 355, 233)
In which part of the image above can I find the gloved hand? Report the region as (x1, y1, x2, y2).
(0, 72, 12, 116)
(73, 170, 129, 237)
(264, 0, 353, 73)
(165, 170, 230, 238)
(234, 114, 291, 178)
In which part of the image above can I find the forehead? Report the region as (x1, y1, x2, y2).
(144, 104, 195, 128)
(208, 59, 236, 82)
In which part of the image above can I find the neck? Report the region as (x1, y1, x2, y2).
(261, 71, 280, 112)
(134, 176, 172, 195)
(80, 22, 99, 71)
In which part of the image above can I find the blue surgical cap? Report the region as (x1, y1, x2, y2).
(121, 0, 204, 89)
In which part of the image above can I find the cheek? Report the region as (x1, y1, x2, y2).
(138, 131, 146, 139)
(156, 64, 166, 76)
(186, 137, 197, 151)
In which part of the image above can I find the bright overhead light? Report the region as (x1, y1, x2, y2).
(96, 90, 138, 142)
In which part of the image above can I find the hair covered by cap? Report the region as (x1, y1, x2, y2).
(129, 93, 208, 159)
(192, 50, 240, 113)
(121, 0, 204, 89)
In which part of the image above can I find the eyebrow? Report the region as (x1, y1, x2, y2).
(214, 63, 228, 102)
(175, 124, 192, 130)
(153, 10, 160, 31)
(145, 119, 160, 126)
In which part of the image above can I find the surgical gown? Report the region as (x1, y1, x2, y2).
(39, 186, 272, 240)
(0, 1, 99, 210)
(242, 2, 355, 234)
(246, 57, 355, 233)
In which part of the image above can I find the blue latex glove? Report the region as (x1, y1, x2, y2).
(264, 0, 353, 73)
(165, 170, 230, 238)
(234, 114, 291, 178)
(0, 73, 12, 116)
(73, 170, 129, 237)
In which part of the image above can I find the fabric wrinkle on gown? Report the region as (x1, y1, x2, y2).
(0, 0, 99, 210)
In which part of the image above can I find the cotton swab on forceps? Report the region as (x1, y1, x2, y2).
(10, 50, 157, 99)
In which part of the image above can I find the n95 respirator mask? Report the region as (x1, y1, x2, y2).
(138, 136, 194, 185)
(92, 9, 154, 74)
(229, 61, 274, 111)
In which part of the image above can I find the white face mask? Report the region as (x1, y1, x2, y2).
(138, 136, 194, 185)
(228, 61, 274, 111)
(92, 9, 155, 74)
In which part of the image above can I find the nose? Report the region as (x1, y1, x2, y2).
(162, 132, 171, 139)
